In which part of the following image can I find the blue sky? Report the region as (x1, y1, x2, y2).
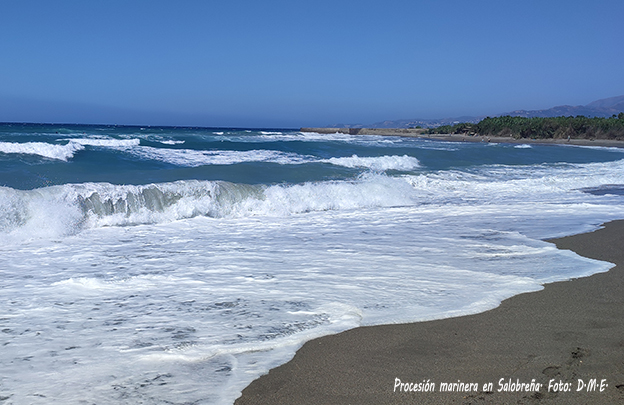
(1, 0, 622, 128)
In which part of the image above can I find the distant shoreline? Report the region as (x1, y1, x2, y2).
(300, 127, 624, 148)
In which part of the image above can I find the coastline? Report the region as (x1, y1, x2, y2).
(301, 127, 624, 148)
(236, 220, 624, 404)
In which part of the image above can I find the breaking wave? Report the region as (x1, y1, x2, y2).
(65, 138, 141, 147)
(0, 138, 141, 161)
(324, 154, 420, 171)
(0, 141, 84, 161)
(0, 175, 416, 239)
(3, 158, 624, 241)
(127, 147, 315, 167)
(0, 137, 421, 172)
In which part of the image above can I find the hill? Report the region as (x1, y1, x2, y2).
(505, 95, 624, 119)
(333, 95, 624, 129)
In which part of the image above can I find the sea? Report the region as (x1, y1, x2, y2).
(2, 123, 624, 404)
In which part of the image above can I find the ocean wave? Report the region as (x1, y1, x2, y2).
(202, 131, 354, 143)
(0, 138, 142, 161)
(0, 175, 417, 239)
(0, 136, 421, 171)
(3, 159, 624, 240)
(65, 138, 141, 147)
(324, 154, 420, 171)
(126, 146, 420, 170)
(0, 141, 84, 161)
(227, 131, 397, 144)
(127, 146, 315, 167)
(402, 159, 624, 205)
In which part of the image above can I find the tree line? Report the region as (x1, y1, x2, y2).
(427, 113, 624, 140)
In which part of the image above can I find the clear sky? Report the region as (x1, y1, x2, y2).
(1, 0, 622, 128)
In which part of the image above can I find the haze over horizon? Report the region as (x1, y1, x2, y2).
(1, 1, 623, 128)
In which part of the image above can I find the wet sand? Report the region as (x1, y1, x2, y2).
(236, 221, 624, 404)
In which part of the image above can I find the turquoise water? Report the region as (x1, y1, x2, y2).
(2, 123, 624, 404)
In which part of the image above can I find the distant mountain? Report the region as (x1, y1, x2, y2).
(333, 95, 624, 129)
(361, 116, 485, 129)
(505, 95, 624, 118)
(584, 95, 624, 109)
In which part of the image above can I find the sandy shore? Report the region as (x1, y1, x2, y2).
(421, 133, 624, 148)
(300, 127, 624, 148)
(235, 221, 624, 404)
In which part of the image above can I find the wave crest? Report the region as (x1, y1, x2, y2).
(127, 147, 314, 167)
(0, 138, 141, 161)
(0, 141, 84, 161)
(67, 138, 141, 147)
(0, 175, 416, 239)
(325, 154, 420, 171)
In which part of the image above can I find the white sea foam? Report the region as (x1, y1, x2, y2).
(325, 154, 420, 171)
(1, 197, 618, 404)
(298, 131, 356, 141)
(3, 159, 624, 243)
(127, 146, 315, 167)
(297, 131, 396, 144)
(66, 138, 141, 147)
(0, 141, 84, 161)
(52, 274, 188, 294)
(0, 138, 143, 161)
(234, 130, 380, 144)
(3, 160, 624, 404)
(195, 131, 353, 143)
(0, 175, 421, 239)
(5, 127, 624, 405)
(123, 145, 421, 171)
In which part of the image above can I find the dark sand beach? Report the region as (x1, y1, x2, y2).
(236, 221, 624, 404)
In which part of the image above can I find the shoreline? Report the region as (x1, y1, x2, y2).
(236, 221, 624, 404)
(300, 127, 624, 148)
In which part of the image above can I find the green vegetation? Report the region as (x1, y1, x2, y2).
(428, 113, 624, 140)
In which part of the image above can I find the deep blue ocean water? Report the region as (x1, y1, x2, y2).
(2, 123, 624, 404)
